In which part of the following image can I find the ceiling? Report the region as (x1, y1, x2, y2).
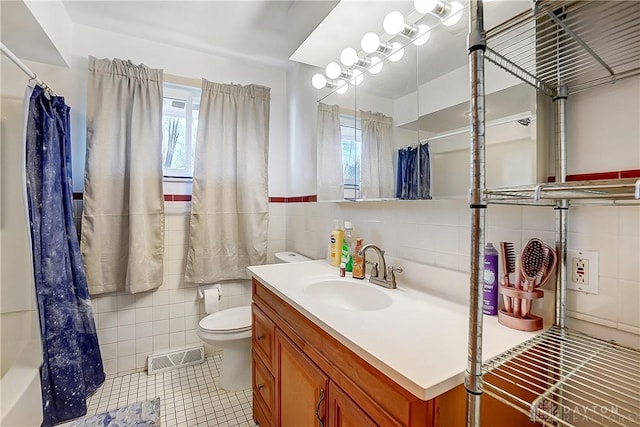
(62, 0, 299, 68)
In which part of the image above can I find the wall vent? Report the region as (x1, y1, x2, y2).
(147, 345, 205, 375)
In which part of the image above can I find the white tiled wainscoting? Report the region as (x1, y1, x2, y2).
(81, 201, 286, 377)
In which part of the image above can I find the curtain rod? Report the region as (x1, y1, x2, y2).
(1, 42, 57, 96)
(418, 113, 533, 144)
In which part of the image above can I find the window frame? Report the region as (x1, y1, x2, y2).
(162, 83, 201, 179)
(339, 114, 362, 197)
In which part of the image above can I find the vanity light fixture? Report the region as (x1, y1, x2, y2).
(413, 25, 431, 46)
(387, 42, 405, 62)
(361, 32, 392, 55)
(414, 0, 447, 16)
(312, 74, 342, 90)
(369, 57, 384, 74)
(340, 47, 359, 67)
(383, 11, 406, 35)
(311, 73, 328, 89)
(351, 69, 364, 85)
(442, 1, 463, 26)
(414, 0, 463, 26)
(311, 0, 463, 92)
(325, 62, 342, 79)
(361, 32, 380, 53)
(384, 11, 420, 39)
(335, 80, 348, 94)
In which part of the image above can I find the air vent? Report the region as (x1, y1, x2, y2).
(147, 345, 205, 375)
(171, 100, 186, 109)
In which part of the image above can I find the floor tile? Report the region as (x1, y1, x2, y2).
(59, 352, 257, 426)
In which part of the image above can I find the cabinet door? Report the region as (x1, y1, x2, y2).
(276, 330, 329, 427)
(328, 381, 378, 427)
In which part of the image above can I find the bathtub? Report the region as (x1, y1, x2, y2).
(0, 310, 43, 426)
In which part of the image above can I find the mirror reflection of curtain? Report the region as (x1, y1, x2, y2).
(396, 143, 431, 200)
(317, 103, 343, 200)
(82, 57, 165, 295)
(360, 111, 394, 199)
(185, 81, 270, 283)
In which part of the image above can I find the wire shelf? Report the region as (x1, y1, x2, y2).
(485, 0, 640, 97)
(483, 326, 640, 426)
(484, 178, 640, 205)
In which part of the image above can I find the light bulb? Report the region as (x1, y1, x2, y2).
(340, 47, 358, 67)
(442, 1, 463, 26)
(311, 73, 327, 89)
(413, 25, 431, 46)
(325, 62, 342, 79)
(369, 57, 383, 74)
(336, 80, 348, 95)
(351, 69, 364, 85)
(383, 11, 405, 35)
(388, 42, 404, 62)
(361, 32, 381, 54)
(414, 0, 438, 14)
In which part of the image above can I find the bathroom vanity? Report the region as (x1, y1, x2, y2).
(248, 260, 544, 426)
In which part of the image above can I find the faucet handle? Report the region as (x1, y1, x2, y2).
(366, 260, 379, 277)
(386, 266, 403, 280)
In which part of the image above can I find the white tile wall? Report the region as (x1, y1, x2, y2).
(285, 200, 640, 347)
(86, 201, 283, 377)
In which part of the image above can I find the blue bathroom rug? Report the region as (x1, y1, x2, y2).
(69, 397, 160, 426)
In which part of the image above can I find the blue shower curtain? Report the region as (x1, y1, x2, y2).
(24, 86, 105, 426)
(396, 143, 431, 200)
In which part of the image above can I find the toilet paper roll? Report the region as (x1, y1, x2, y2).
(203, 288, 220, 313)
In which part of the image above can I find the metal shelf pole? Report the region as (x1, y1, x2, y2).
(465, 1, 487, 426)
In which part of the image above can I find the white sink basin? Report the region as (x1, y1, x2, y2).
(304, 279, 392, 311)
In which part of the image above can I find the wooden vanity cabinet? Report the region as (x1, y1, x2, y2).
(251, 277, 430, 427)
(251, 277, 538, 427)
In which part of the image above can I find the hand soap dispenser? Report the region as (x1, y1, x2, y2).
(329, 220, 344, 267)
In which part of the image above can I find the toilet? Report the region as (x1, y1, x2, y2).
(197, 252, 310, 391)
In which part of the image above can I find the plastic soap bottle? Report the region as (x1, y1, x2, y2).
(483, 242, 499, 315)
(341, 221, 355, 272)
(352, 238, 365, 279)
(329, 220, 344, 267)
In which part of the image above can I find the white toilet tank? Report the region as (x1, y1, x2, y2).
(274, 251, 311, 263)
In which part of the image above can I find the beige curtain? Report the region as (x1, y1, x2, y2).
(360, 110, 394, 199)
(316, 103, 343, 200)
(185, 80, 270, 283)
(81, 57, 165, 295)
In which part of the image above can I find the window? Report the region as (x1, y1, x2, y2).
(162, 84, 200, 178)
(340, 114, 361, 195)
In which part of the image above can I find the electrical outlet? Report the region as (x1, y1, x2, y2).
(567, 249, 599, 294)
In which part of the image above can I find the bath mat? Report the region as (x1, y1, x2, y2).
(69, 397, 160, 426)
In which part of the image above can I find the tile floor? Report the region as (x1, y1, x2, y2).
(60, 351, 257, 427)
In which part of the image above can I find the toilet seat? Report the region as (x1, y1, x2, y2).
(199, 306, 251, 334)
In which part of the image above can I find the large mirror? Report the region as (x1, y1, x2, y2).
(296, 1, 545, 201)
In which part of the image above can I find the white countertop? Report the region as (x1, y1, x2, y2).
(247, 259, 546, 401)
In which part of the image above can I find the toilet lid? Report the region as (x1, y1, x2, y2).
(199, 306, 251, 333)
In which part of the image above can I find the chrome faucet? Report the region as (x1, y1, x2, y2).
(357, 244, 403, 289)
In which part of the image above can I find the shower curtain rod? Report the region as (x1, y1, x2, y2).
(1, 42, 57, 96)
(417, 113, 533, 145)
